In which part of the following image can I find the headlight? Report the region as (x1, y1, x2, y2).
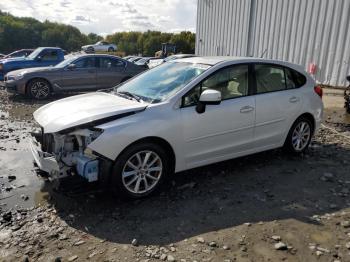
(6, 73, 24, 81)
(15, 73, 25, 80)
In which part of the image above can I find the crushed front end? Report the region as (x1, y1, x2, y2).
(30, 127, 105, 182)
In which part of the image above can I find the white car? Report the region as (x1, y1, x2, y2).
(81, 41, 117, 53)
(30, 57, 323, 199)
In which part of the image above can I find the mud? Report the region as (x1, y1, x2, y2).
(1, 89, 350, 262)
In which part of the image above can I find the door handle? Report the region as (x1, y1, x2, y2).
(240, 106, 254, 113)
(289, 96, 300, 103)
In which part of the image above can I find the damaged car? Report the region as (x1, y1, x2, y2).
(30, 57, 323, 199)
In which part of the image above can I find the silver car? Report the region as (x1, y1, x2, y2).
(81, 41, 117, 53)
(3, 54, 144, 99)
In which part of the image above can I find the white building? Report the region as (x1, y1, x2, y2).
(196, 0, 350, 87)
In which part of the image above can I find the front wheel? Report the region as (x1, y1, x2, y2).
(108, 47, 114, 52)
(111, 142, 170, 199)
(27, 79, 51, 100)
(284, 117, 313, 153)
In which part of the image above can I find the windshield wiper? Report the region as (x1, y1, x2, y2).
(117, 91, 142, 102)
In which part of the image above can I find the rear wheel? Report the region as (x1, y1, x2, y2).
(87, 47, 94, 53)
(27, 79, 51, 100)
(284, 117, 313, 153)
(108, 47, 114, 52)
(111, 142, 170, 199)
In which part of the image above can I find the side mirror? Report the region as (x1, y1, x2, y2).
(196, 89, 221, 114)
(36, 56, 42, 61)
(347, 75, 350, 82)
(67, 63, 76, 70)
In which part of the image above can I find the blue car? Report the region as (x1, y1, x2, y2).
(0, 47, 65, 81)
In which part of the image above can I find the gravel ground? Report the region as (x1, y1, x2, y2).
(1, 90, 350, 262)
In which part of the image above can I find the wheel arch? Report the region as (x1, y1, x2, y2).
(25, 77, 53, 94)
(115, 136, 176, 173)
(295, 112, 316, 134)
(283, 112, 316, 145)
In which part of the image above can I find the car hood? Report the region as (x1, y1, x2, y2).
(0, 57, 27, 63)
(7, 66, 58, 76)
(34, 92, 148, 133)
(81, 45, 92, 48)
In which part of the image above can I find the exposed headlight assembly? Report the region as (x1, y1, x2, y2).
(85, 128, 104, 145)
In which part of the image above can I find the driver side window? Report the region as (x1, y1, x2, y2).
(182, 64, 249, 107)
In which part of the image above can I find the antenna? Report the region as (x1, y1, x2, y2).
(260, 49, 267, 58)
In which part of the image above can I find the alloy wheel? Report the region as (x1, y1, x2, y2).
(291, 121, 311, 151)
(121, 150, 163, 194)
(30, 81, 50, 99)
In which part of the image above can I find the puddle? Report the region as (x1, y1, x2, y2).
(0, 150, 45, 209)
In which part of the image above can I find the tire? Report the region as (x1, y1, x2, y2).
(108, 47, 114, 52)
(87, 47, 94, 53)
(111, 142, 171, 199)
(27, 79, 51, 100)
(284, 116, 313, 154)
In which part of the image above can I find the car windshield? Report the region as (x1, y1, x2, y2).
(55, 56, 77, 68)
(116, 61, 210, 103)
(27, 48, 43, 59)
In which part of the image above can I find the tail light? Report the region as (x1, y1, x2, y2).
(314, 85, 323, 99)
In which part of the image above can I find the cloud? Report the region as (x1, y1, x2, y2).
(0, 0, 197, 34)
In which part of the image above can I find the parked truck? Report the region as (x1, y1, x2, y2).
(0, 47, 65, 81)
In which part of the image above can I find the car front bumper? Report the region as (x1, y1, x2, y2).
(2, 79, 26, 94)
(30, 136, 60, 174)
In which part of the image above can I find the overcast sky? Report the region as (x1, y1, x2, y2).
(0, 0, 197, 36)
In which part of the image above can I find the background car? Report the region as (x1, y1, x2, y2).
(123, 55, 136, 61)
(4, 54, 145, 99)
(134, 57, 155, 68)
(0, 47, 65, 81)
(30, 57, 323, 199)
(148, 54, 197, 68)
(128, 56, 143, 63)
(81, 41, 117, 53)
(2, 49, 34, 59)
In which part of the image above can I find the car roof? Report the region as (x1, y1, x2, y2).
(177, 56, 306, 72)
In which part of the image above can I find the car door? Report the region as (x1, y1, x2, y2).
(58, 57, 97, 91)
(96, 57, 126, 89)
(253, 63, 304, 148)
(180, 64, 256, 168)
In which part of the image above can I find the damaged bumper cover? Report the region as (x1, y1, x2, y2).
(30, 136, 60, 173)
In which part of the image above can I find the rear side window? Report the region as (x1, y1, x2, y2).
(255, 64, 307, 94)
(289, 68, 307, 88)
(255, 64, 286, 93)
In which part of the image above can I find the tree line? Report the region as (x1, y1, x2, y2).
(0, 11, 195, 56)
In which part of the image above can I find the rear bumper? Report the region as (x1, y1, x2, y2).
(29, 137, 60, 174)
